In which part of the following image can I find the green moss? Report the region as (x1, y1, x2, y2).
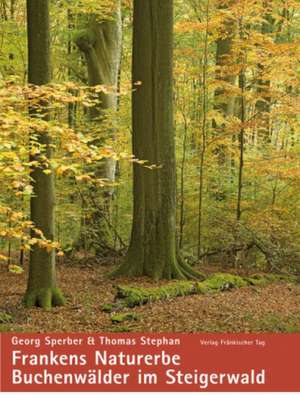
(0, 312, 13, 324)
(245, 274, 269, 286)
(117, 286, 147, 307)
(24, 287, 65, 310)
(113, 272, 296, 309)
(264, 273, 297, 282)
(195, 282, 212, 294)
(117, 281, 195, 307)
(102, 303, 114, 313)
(195, 273, 248, 294)
(52, 288, 66, 306)
(116, 274, 246, 306)
(208, 273, 247, 289)
(116, 273, 259, 307)
(245, 273, 297, 286)
(111, 312, 139, 324)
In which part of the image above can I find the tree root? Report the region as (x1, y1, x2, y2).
(109, 256, 205, 281)
(177, 257, 205, 280)
(24, 287, 65, 310)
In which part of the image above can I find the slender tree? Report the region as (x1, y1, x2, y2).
(10, 0, 16, 19)
(236, 19, 246, 222)
(178, 111, 188, 250)
(24, 0, 65, 309)
(197, 0, 209, 258)
(113, 0, 203, 280)
(214, 0, 236, 126)
(212, 0, 236, 201)
(255, 0, 274, 144)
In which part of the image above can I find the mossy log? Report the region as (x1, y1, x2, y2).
(195, 273, 248, 293)
(245, 273, 296, 286)
(114, 273, 297, 308)
(116, 281, 197, 307)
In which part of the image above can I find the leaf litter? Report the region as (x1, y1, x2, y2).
(0, 263, 300, 333)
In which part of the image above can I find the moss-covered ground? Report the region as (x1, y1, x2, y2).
(1, 263, 299, 333)
(115, 272, 296, 308)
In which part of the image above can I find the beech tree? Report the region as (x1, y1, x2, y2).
(255, 0, 274, 144)
(212, 0, 236, 201)
(76, 2, 122, 255)
(113, 0, 203, 280)
(214, 0, 236, 127)
(24, 0, 65, 309)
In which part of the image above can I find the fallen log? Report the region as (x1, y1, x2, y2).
(116, 281, 196, 307)
(112, 273, 296, 308)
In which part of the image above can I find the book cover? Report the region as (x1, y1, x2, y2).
(0, 0, 299, 392)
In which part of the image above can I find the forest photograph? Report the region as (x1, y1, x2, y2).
(0, 0, 300, 333)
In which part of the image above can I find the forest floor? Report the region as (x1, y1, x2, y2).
(1, 261, 300, 333)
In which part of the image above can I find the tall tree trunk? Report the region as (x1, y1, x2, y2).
(236, 22, 246, 222)
(0, 0, 8, 20)
(67, 8, 76, 129)
(255, 0, 274, 144)
(10, 0, 16, 19)
(112, 0, 203, 280)
(236, 68, 245, 221)
(178, 112, 188, 250)
(214, 0, 236, 123)
(76, 2, 122, 255)
(24, 0, 65, 309)
(197, 0, 209, 258)
(212, 0, 236, 200)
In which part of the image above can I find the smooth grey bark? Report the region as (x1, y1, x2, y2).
(76, 3, 122, 255)
(76, 5, 122, 178)
(24, 0, 65, 309)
